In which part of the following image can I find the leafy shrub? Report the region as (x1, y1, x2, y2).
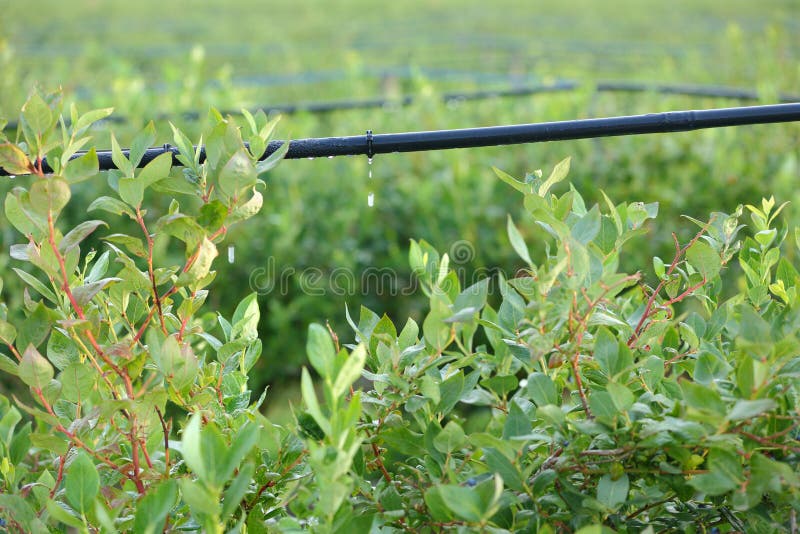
(0, 94, 798, 532)
(0, 92, 285, 531)
(288, 163, 799, 531)
(3, 25, 798, 391)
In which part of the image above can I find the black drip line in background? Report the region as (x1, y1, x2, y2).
(1, 103, 799, 177)
(3, 80, 799, 132)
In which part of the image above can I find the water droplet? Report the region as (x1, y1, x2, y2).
(228, 245, 235, 264)
(367, 157, 375, 207)
(8, 175, 15, 179)
(327, 155, 334, 159)
(307, 157, 315, 160)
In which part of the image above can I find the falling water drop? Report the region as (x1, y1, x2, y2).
(367, 157, 374, 207)
(228, 245, 235, 264)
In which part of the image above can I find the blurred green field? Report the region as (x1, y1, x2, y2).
(1, 1, 799, 416)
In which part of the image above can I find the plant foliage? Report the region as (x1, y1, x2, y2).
(0, 92, 798, 532)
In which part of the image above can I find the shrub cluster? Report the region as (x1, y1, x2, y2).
(0, 93, 798, 532)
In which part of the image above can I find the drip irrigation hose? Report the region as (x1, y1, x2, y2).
(1, 103, 799, 176)
(3, 80, 797, 132)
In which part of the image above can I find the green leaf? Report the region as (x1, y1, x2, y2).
(424, 486, 455, 522)
(686, 240, 721, 279)
(507, 215, 533, 266)
(255, 140, 289, 175)
(481, 375, 518, 398)
(527, 372, 558, 406)
(129, 122, 156, 169)
(538, 156, 570, 197)
(48, 328, 79, 370)
(88, 195, 135, 218)
(13, 268, 57, 303)
(181, 412, 206, 481)
(423, 290, 452, 352)
(0, 143, 32, 174)
(5, 188, 44, 235)
(571, 205, 601, 245)
(133, 479, 178, 534)
(73, 108, 113, 133)
(589, 391, 618, 420)
(177, 237, 218, 287)
(119, 177, 144, 207)
(503, 400, 533, 438)
(150, 333, 198, 391)
(19, 344, 54, 390)
(597, 473, 629, 510)
(30, 177, 71, 217)
(85, 250, 110, 284)
(437, 371, 465, 415)
(221, 462, 255, 521)
(110, 133, 133, 176)
(680, 380, 726, 416)
(689, 449, 744, 496)
(332, 344, 367, 399)
(64, 148, 99, 183)
(493, 167, 529, 194)
(436, 485, 483, 522)
(594, 328, 620, 376)
(59, 363, 96, 403)
(72, 277, 122, 307)
(22, 93, 54, 137)
(228, 190, 263, 223)
(103, 233, 147, 257)
(433, 421, 466, 453)
(0, 353, 18, 376)
(301, 367, 330, 436)
(17, 303, 51, 350)
(483, 447, 526, 492)
(307, 323, 335, 378)
(138, 151, 173, 187)
(0, 319, 12, 345)
(46, 500, 84, 528)
(217, 422, 259, 485)
(65, 450, 99, 513)
(198, 200, 228, 231)
(231, 293, 260, 341)
(59, 220, 107, 253)
(179, 478, 220, 520)
(218, 149, 257, 200)
(727, 398, 776, 421)
(606, 382, 635, 411)
(381, 426, 426, 457)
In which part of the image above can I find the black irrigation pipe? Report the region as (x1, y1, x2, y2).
(597, 81, 800, 102)
(1, 81, 578, 131)
(3, 81, 798, 132)
(2, 103, 799, 177)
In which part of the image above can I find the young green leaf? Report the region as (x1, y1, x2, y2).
(65, 450, 99, 513)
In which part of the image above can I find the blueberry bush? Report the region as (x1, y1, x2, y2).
(0, 93, 798, 532)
